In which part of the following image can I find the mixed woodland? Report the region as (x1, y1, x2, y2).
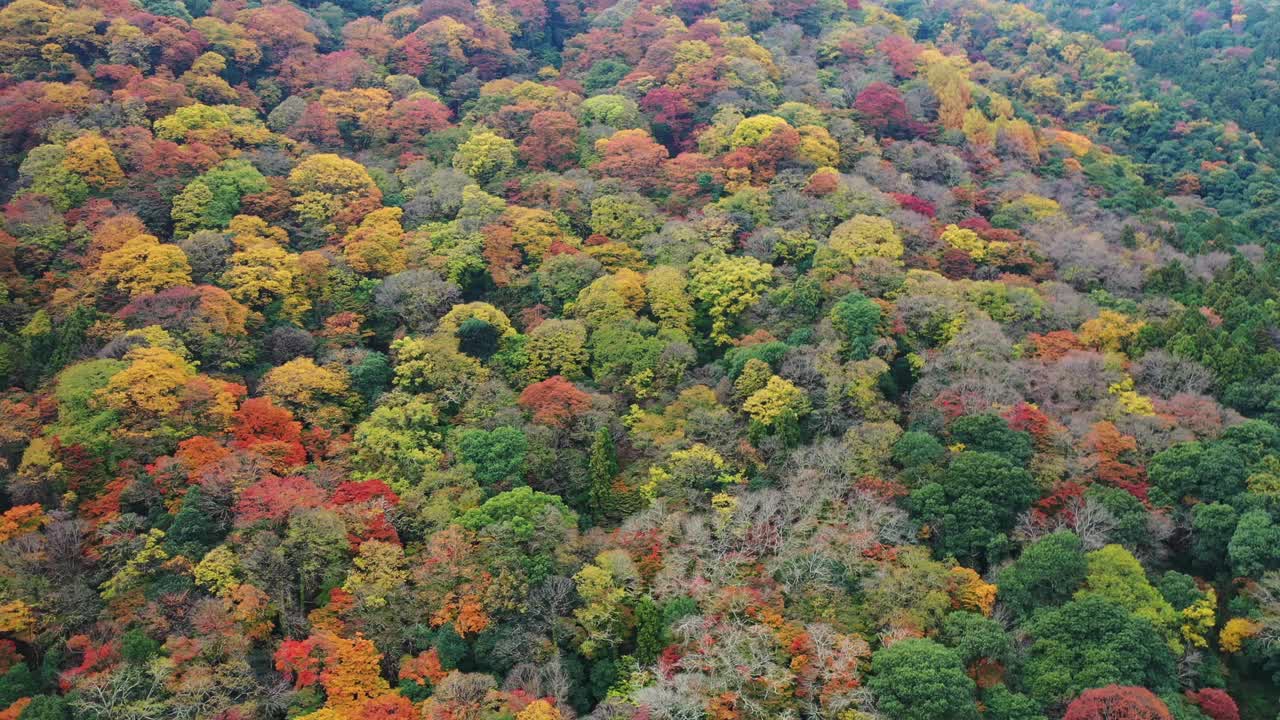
(0, 0, 1279, 718)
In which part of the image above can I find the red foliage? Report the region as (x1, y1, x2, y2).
(274, 637, 321, 688)
(358, 694, 418, 719)
(854, 83, 910, 135)
(1064, 686, 1171, 720)
(641, 87, 695, 148)
(290, 102, 343, 146)
(1002, 402, 1052, 441)
(1027, 330, 1085, 362)
(1185, 689, 1239, 720)
(59, 635, 120, 692)
(386, 97, 453, 143)
(518, 376, 592, 427)
(520, 111, 580, 170)
(235, 475, 326, 525)
(231, 397, 307, 469)
(662, 152, 724, 212)
(889, 192, 936, 217)
(0, 641, 20, 675)
(332, 479, 400, 506)
(595, 130, 670, 190)
(878, 34, 921, 78)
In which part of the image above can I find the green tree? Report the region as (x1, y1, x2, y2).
(911, 451, 1037, 566)
(1228, 510, 1280, 578)
(455, 426, 528, 488)
(867, 639, 978, 720)
(1025, 596, 1176, 706)
(948, 413, 1033, 465)
(1190, 502, 1238, 572)
(996, 531, 1087, 619)
(588, 427, 618, 521)
(830, 292, 881, 360)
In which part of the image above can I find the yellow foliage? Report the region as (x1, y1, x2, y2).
(828, 215, 904, 263)
(194, 545, 241, 597)
(940, 224, 988, 260)
(343, 207, 406, 276)
(1180, 589, 1217, 649)
(221, 244, 311, 321)
(730, 114, 791, 148)
(229, 214, 288, 250)
(98, 347, 195, 416)
(0, 600, 35, 635)
(948, 566, 997, 616)
(742, 375, 810, 427)
(260, 357, 352, 427)
(436, 301, 516, 338)
(796, 125, 839, 166)
(62, 132, 123, 188)
(1109, 377, 1156, 416)
(96, 234, 193, 296)
(517, 699, 563, 720)
(1079, 310, 1144, 352)
(1220, 617, 1262, 653)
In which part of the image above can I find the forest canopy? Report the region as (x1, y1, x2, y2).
(0, 0, 1279, 719)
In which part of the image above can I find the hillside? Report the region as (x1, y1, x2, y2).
(0, 0, 1278, 719)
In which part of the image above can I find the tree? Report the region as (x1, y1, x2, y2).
(588, 427, 618, 520)
(1184, 688, 1239, 720)
(948, 413, 1033, 465)
(521, 111, 579, 170)
(866, 639, 978, 720)
(343, 207, 406, 276)
(289, 153, 378, 197)
(62, 133, 123, 189)
(855, 82, 911, 135)
(1227, 510, 1280, 578)
(260, 358, 353, 428)
(352, 392, 444, 490)
(1063, 686, 1171, 720)
(524, 319, 588, 381)
(830, 292, 881, 360)
(452, 129, 517, 184)
(688, 252, 773, 344)
(997, 532, 1087, 619)
(828, 214, 904, 264)
(96, 234, 193, 297)
(594, 129, 669, 190)
(1025, 597, 1176, 706)
(455, 427, 527, 488)
(1076, 545, 1178, 642)
(911, 451, 1037, 566)
(518, 376, 592, 428)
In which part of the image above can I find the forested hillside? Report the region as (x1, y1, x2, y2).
(0, 0, 1279, 719)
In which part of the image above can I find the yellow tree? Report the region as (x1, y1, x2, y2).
(260, 358, 353, 428)
(828, 215, 903, 263)
(62, 132, 123, 189)
(96, 234, 192, 296)
(343, 206, 406, 276)
(688, 253, 773, 344)
(220, 244, 311, 322)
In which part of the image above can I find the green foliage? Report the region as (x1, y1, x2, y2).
(1025, 596, 1177, 705)
(996, 532, 1088, 619)
(867, 639, 978, 720)
(911, 451, 1037, 566)
(455, 426, 528, 488)
(830, 292, 881, 360)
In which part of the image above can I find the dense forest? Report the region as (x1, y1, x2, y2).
(1, 0, 1279, 718)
